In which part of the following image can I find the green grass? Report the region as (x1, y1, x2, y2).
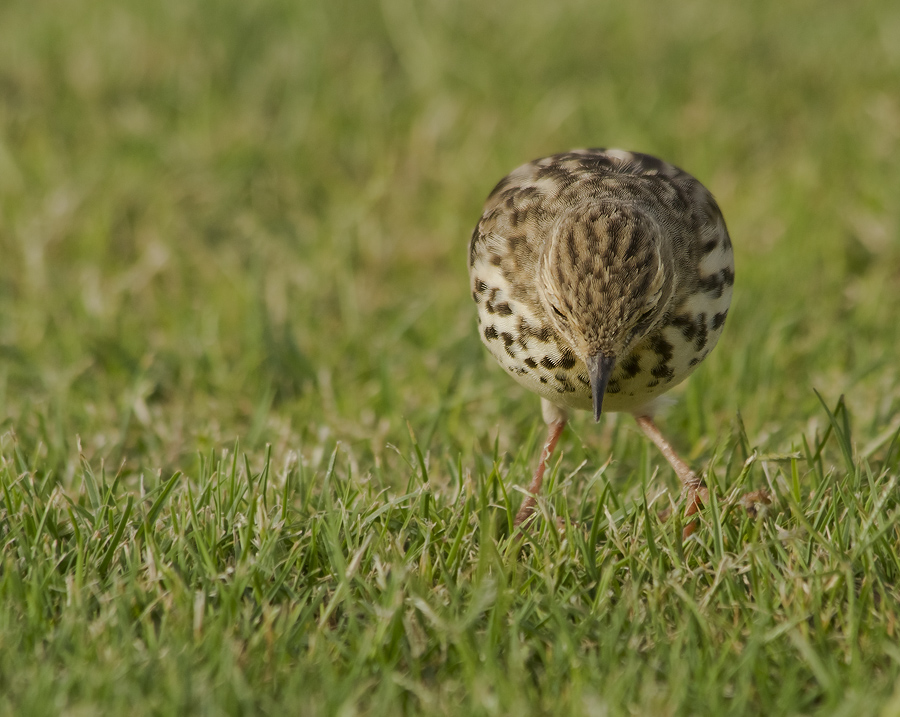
(2, 0, 900, 713)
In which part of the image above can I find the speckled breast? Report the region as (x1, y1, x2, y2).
(468, 148, 734, 416)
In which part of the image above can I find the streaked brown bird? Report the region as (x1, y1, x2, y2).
(468, 148, 763, 531)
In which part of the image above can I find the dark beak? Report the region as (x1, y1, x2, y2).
(586, 353, 616, 422)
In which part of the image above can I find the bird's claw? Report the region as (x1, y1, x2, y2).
(659, 484, 771, 538)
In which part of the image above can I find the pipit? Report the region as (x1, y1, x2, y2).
(468, 148, 765, 533)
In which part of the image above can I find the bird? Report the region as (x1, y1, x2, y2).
(468, 148, 763, 532)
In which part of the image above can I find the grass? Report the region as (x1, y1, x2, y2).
(1, 0, 900, 713)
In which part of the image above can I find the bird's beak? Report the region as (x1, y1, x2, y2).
(586, 353, 616, 422)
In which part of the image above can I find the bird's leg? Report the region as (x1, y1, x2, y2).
(514, 401, 568, 528)
(634, 414, 771, 537)
(633, 414, 708, 536)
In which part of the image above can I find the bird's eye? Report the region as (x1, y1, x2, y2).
(551, 305, 567, 320)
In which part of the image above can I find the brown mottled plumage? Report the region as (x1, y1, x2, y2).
(468, 148, 765, 531)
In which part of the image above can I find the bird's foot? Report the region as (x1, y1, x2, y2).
(659, 484, 771, 538)
(513, 497, 537, 529)
(514, 508, 577, 536)
(738, 489, 772, 518)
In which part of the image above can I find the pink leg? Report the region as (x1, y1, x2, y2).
(634, 414, 705, 493)
(634, 414, 770, 537)
(514, 403, 567, 527)
(634, 414, 709, 537)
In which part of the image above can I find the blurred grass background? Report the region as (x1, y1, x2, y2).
(2, 0, 900, 713)
(2, 0, 898, 475)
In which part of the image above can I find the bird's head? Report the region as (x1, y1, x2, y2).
(537, 201, 675, 421)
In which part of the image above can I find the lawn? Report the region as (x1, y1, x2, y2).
(2, 0, 900, 714)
